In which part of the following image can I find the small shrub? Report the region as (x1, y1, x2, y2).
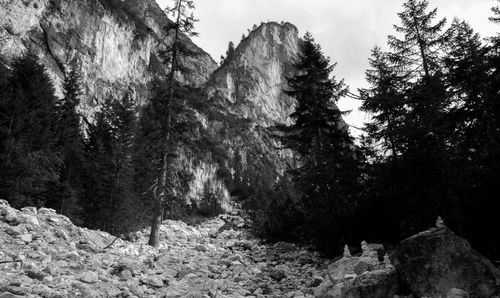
(244, 177, 303, 242)
(195, 183, 224, 217)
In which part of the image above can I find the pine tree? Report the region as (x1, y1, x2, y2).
(443, 18, 500, 257)
(83, 105, 114, 230)
(107, 94, 138, 233)
(226, 41, 235, 61)
(360, 0, 454, 240)
(233, 150, 244, 187)
(445, 20, 489, 149)
(363, 0, 451, 156)
(388, 0, 448, 79)
(274, 33, 362, 250)
(82, 95, 138, 234)
(49, 62, 86, 218)
(360, 46, 408, 157)
(4, 53, 59, 150)
(275, 33, 350, 157)
(389, 0, 450, 150)
(0, 52, 62, 208)
(143, 0, 200, 246)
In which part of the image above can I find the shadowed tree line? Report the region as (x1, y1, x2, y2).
(243, 0, 500, 259)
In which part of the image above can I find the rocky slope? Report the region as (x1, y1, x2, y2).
(2, 201, 499, 298)
(0, 0, 217, 119)
(0, 199, 331, 297)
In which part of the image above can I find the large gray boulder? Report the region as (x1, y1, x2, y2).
(343, 269, 399, 298)
(392, 227, 500, 297)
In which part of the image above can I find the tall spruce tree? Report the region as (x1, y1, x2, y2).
(360, 46, 408, 157)
(140, 0, 200, 246)
(83, 106, 114, 230)
(275, 33, 350, 157)
(0, 52, 61, 208)
(83, 95, 138, 233)
(450, 6, 500, 257)
(388, 0, 448, 79)
(388, 0, 450, 151)
(274, 33, 361, 250)
(105, 94, 138, 233)
(442, 19, 496, 251)
(49, 62, 86, 219)
(361, 0, 453, 239)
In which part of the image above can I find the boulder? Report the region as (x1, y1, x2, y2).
(298, 254, 314, 265)
(4, 212, 19, 225)
(27, 269, 48, 281)
(273, 242, 298, 254)
(38, 208, 56, 216)
(142, 276, 164, 287)
(343, 269, 399, 298)
(0, 293, 24, 298)
(314, 279, 344, 298)
(21, 207, 37, 214)
(195, 244, 208, 252)
(4, 226, 24, 237)
(392, 227, 500, 298)
(54, 229, 70, 241)
(18, 233, 33, 244)
(269, 266, 286, 281)
(20, 213, 39, 226)
(447, 288, 470, 298)
(80, 271, 99, 283)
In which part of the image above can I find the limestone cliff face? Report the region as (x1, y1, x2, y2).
(0, 1, 319, 205)
(208, 22, 299, 127)
(0, 0, 217, 118)
(174, 22, 303, 205)
(202, 22, 301, 179)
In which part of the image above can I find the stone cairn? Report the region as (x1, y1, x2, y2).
(384, 253, 393, 269)
(436, 216, 445, 228)
(343, 245, 351, 258)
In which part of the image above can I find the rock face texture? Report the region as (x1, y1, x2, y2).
(203, 22, 305, 179)
(0, 0, 217, 118)
(208, 22, 299, 126)
(392, 227, 500, 298)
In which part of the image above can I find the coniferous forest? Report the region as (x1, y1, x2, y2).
(1, 0, 500, 263)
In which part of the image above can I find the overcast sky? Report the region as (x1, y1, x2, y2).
(156, 0, 499, 136)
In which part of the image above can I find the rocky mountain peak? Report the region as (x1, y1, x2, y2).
(208, 21, 300, 126)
